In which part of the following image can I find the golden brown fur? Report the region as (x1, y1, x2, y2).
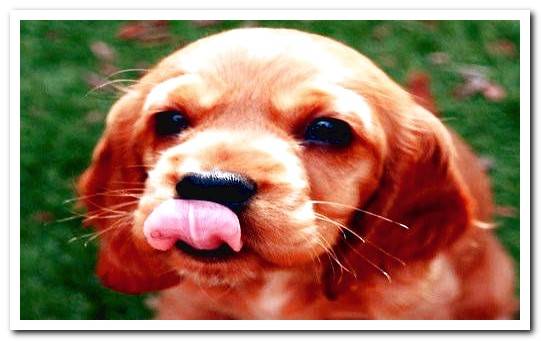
(78, 28, 516, 319)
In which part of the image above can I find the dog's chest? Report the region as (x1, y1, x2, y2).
(249, 271, 294, 319)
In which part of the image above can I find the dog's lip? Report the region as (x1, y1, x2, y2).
(174, 240, 240, 262)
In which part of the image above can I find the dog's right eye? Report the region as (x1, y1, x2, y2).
(303, 117, 352, 147)
(154, 110, 189, 136)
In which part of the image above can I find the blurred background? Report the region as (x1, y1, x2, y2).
(20, 20, 520, 319)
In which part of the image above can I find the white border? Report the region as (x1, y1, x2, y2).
(11, 9, 530, 20)
(10, 13, 21, 330)
(10, 9, 531, 331)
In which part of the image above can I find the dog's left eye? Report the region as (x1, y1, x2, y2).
(303, 117, 352, 147)
(154, 110, 189, 136)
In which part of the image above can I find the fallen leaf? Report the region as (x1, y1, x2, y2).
(483, 83, 507, 102)
(84, 72, 116, 93)
(117, 20, 171, 43)
(421, 20, 439, 30)
(100, 63, 119, 76)
(453, 78, 487, 99)
(372, 24, 392, 41)
(32, 211, 55, 223)
(486, 40, 517, 58)
(453, 65, 506, 102)
(90, 41, 116, 63)
(478, 156, 496, 172)
(191, 20, 221, 28)
(494, 205, 517, 218)
(428, 52, 450, 65)
(85, 72, 107, 89)
(117, 22, 146, 40)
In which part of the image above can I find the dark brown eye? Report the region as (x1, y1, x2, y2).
(303, 117, 352, 147)
(154, 110, 189, 136)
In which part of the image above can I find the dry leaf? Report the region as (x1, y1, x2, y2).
(90, 41, 116, 63)
(428, 52, 450, 65)
(486, 40, 517, 58)
(478, 156, 495, 172)
(494, 206, 517, 218)
(372, 24, 392, 40)
(99, 63, 119, 77)
(85, 72, 106, 89)
(191, 20, 221, 28)
(453, 65, 507, 102)
(483, 83, 507, 102)
(421, 20, 439, 30)
(32, 211, 54, 223)
(117, 20, 171, 43)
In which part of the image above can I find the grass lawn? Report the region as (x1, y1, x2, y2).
(20, 20, 520, 319)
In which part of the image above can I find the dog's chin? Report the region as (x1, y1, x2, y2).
(167, 241, 332, 288)
(167, 241, 264, 287)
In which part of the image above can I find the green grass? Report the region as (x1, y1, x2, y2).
(20, 20, 520, 319)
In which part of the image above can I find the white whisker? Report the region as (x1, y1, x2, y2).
(311, 200, 410, 230)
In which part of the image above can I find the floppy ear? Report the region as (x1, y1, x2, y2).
(324, 105, 473, 299)
(95, 228, 181, 294)
(77, 94, 181, 294)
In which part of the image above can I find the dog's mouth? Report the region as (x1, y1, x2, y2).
(174, 240, 238, 262)
(143, 198, 244, 259)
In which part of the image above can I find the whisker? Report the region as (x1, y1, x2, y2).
(364, 240, 406, 267)
(314, 213, 365, 243)
(69, 214, 133, 246)
(104, 200, 141, 208)
(82, 212, 133, 221)
(81, 202, 139, 217)
(85, 217, 133, 246)
(54, 214, 87, 224)
(68, 231, 96, 244)
(54, 200, 137, 226)
(299, 233, 323, 273)
(472, 219, 498, 230)
(318, 238, 336, 280)
(311, 200, 410, 230)
(315, 232, 352, 276)
(63, 188, 145, 204)
(344, 239, 392, 283)
(85, 79, 139, 97)
(315, 213, 406, 267)
(105, 68, 149, 78)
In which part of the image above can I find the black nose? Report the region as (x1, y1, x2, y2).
(176, 171, 257, 212)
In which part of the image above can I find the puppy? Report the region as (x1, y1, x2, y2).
(78, 28, 517, 319)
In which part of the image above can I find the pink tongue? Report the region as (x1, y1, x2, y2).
(143, 199, 242, 252)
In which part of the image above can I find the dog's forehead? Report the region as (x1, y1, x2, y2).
(139, 28, 386, 136)
(155, 28, 366, 83)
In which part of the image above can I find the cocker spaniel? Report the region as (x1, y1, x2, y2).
(78, 28, 517, 319)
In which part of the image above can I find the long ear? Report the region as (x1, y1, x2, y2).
(324, 105, 473, 298)
(77, 93, 139, 221)
(77, 93, 181, 294)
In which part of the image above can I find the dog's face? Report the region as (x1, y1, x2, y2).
(79, 28, 470, 294)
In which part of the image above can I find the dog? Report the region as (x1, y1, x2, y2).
(78, 28, 517, 319)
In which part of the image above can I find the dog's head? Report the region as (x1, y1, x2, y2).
(78, 28, 471, 295)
